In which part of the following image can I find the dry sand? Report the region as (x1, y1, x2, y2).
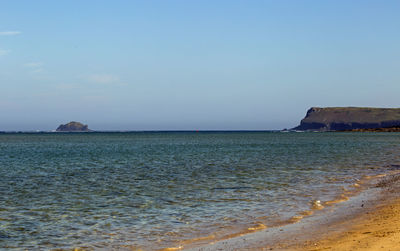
(185, 173, 400, 251)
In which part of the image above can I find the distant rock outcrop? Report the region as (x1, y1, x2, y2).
(349, 127, 400, 132)
(293, 107, 400, 131)
(56, 121, 91, 132)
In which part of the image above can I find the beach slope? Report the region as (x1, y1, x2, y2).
(298, 175, 400, 251)
(186, 173, 400, 251)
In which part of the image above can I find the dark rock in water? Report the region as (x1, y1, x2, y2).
(293, 107, 400, 131)
(56, 121, 91, 132)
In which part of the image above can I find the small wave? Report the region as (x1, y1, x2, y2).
(211, 186, 253, 190)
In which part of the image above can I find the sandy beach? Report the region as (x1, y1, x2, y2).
(297, 174, 400, 251)
(184, 172, 400, 251)
(299, 198, 400, 251)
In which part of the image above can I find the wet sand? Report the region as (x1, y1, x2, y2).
(185, 172, 400, 251)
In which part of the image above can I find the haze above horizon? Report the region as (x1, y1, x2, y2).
(1, 1, 399, 131)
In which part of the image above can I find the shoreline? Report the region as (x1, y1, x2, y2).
(298, 173, 400, 251)
(181, 171, 400, 250)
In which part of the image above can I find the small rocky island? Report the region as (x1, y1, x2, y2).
(56, 121, 91, 132)
(293, 107, 400, 131)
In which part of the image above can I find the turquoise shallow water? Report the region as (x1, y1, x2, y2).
(1, 132, 400, 250)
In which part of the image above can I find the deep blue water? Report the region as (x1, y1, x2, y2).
(1, 132, 400, 250)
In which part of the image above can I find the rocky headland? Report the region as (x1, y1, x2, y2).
(56, 121, 91, 132)
(293, 107, 400, 131)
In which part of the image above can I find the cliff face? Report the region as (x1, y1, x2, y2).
(56, 121, 91, 132)
(293, 107, 400, 131)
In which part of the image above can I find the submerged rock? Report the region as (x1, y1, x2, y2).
(293, 107, 400, 131)
(56, 121, 91, 132)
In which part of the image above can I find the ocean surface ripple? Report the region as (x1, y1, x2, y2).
(1, 132, 400, 250)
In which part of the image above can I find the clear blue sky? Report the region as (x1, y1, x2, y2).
(1, 1, 399, 131)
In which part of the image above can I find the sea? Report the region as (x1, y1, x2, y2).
(1, 131, 400, 250)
